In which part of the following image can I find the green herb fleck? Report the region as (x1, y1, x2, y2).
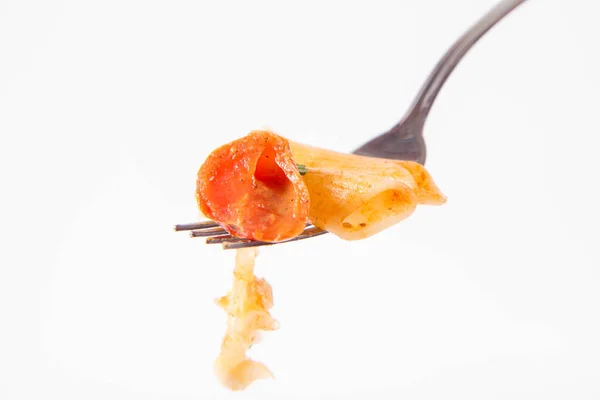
(297, 164, 307, 176)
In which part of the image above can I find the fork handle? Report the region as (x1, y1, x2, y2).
(353, 0, 528, 164)
(402, 0, 528, 127)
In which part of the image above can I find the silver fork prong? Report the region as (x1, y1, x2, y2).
(180, 221, 317, 241)
(222, 240, 274, 250)
(204, 225, 319, 246)
(174, 221, 220, 231)
(189, 227, 229, 237)
(205, 235, 247, 245)
(222, 227, 328, 250)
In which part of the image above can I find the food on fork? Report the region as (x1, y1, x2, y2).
(196, 131, 310, 243)
(289, 140, 446, 240)
(197, 130, 446, 390)
(196, 130, 446, 242)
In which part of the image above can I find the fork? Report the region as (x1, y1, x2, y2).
(175, 0, 528, 250)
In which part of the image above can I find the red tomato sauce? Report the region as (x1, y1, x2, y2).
(196, 131, 310, 242)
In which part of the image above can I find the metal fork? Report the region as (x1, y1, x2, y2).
(175, 0, 528, 250)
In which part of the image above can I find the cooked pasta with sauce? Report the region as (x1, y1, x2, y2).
(196, 130, 446, 242)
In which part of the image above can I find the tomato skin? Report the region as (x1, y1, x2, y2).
(196, 131, 310, 243)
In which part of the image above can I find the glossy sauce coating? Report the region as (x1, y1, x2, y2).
(196, 131, 310, 242)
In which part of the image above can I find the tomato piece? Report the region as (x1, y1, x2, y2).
(196, 131, 310, 242)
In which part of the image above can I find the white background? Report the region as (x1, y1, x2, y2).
(1, 0, 599, 399)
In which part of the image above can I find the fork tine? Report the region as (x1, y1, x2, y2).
(175, 220, 328, 249)
(189, 227, 229, 237)
(174, 221, 220, 231)
(205, 235, 247, 245)
(204, 225, 320, 246)
(222, 240, 274, 250)
(222, 227, 328, 250)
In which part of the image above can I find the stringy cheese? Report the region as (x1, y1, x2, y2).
(214, 248, 278, 390)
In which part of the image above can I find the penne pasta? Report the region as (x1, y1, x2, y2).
(196, 131, 310, 243)
(289, 141, 446, 240)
